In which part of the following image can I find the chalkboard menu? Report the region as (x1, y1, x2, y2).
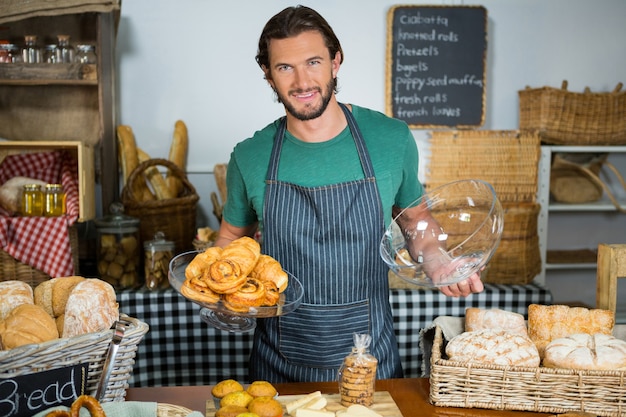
(386, 5, 487, 128)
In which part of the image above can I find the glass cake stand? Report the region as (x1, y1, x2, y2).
(168, 251, 304, 332)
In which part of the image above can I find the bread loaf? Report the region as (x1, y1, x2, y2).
(0, 304, 58, 349)
(63, 279, 119, 338)
(446, 329, 540, 367)
(543, 333, 626, 370)
(0, 176, 47, 214)
(528, 304, 614, 358)
(465, 307, 528, 336)
(166, 119, 188, 196)
(0, 280, 33, 320)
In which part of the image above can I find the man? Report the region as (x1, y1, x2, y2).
(215, 5, 483, 382)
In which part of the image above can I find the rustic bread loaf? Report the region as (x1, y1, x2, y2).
(0, 304, 58, 349)
(0, 280, 34, 320)
(543, 333, 626, 370)
(528, 304, 614, 358)
(0, 176, 46, 214)
(62, 279, 119, 338)
(446, 329, 540, 367)
(465, 307, 528, 336)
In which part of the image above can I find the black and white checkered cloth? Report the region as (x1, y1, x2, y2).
(119, 283, 552, 387)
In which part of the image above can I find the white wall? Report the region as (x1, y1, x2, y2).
(116, 0, 626, 310)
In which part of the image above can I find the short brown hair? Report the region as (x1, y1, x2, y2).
(255, 5, 344, 71)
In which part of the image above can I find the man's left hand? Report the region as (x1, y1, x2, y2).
(439, 273, 484, 297)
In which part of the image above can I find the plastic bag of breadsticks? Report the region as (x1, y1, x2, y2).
(338, 333, 378, 407)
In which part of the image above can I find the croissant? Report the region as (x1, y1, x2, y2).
(250, 254, 289, 293)
(223, 277, 266, 312)
(219, 236, 261, 277)
(185, 246, 223, 280)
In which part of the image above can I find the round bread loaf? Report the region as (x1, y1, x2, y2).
(62, 279, 119, 338)
(0, 280, 33, 321)
(543, 333, 626, 370)
(0, 304, 58, 349)
(465, 307, 528, 336)
(446, 329, 540, 367)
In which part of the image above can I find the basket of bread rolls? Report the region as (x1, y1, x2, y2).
(0, 278, 149, 405)
(118, 121, 199, 254)
(429, 305, 626, 416)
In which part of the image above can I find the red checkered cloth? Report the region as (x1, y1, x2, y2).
(0, 151, 80, 277)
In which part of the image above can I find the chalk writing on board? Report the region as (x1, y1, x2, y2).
(0, 364, 87, 417)
(386, 6, 487, 128)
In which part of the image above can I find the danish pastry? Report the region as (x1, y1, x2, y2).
(185, 246, 223, 280)
(223, 278, 266, 312)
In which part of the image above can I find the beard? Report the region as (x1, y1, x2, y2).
(276, 78, 335, 121)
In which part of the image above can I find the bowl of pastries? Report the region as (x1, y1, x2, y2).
(380, 179, 504, 288)
(169, 236, 303, 331)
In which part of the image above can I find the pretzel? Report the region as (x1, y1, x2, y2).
(45, 395, 106, 417)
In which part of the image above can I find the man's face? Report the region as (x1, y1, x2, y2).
(264, 31, 341, 121)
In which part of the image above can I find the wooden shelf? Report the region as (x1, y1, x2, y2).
(0, 63, 97, 85)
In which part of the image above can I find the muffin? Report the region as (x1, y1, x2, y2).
(246, 381, 278, 398)
(220, 390, 254, 408)
(247, 396, 283, 417)
(214, 405, 249, 417)
(212, 379, 245, 400)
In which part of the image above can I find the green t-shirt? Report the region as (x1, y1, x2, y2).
(223, 104, 423, 233)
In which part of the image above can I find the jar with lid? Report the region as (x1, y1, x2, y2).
(74, 44, 97, 64)
(94, 203, 142, 289)
(22, 35, 41, 63)
(44, 184, 66, 216)
(55, 35, 74, 63)
(144, 231, 175, 291)
(21, 184, 44, 216)
(0, 43, 20, 63)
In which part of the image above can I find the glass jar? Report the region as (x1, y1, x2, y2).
(0, 44, 21, 63)
(74, 44, 97, 64)
(144, 232, 175, 291)
(21, 184, 44, 216)
(22, 35, 41, 63)
(43, 44, 58, 63)
(44, 184, 66, 216)
(56, 35, 74, 63)
(94, 203, 142, 289)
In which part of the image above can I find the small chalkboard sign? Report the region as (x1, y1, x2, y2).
(386, 5, 487, 128)
(0, 364, 87, 417)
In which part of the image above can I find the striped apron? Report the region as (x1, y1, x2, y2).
(249, 103, 403, 382)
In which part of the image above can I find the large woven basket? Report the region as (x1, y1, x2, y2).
(430, 325, 626, 417)
(0, 224, 79, 287)
(0, 315, 149, 402)
(121, 158, 199, 254)
(519, 80, 626, 145)
(482, 202, 542, 285)
(426, 130, 541, 203)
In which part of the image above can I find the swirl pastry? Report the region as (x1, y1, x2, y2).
(250, 254, 289, 293)
(185, 246, 223, 280)
(207, 259, 247, 294)
(223, 278, 266, 312)
(181, 276, 220, 304)
(261, 280, 280, 307)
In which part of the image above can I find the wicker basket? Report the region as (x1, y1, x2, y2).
(519, 80, 626, 145)
(0, 315, 148, 402)
(429, 325, 626, 416)
(482, 202, 542, 285)
(0, 224, 79, 287)
(121, 158, 199, 254)
(426, 130, 541, 203)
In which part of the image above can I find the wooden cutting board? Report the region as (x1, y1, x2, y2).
(206, 391, 403, 417)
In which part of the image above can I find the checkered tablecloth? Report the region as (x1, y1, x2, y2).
(119, 283, 552, 387)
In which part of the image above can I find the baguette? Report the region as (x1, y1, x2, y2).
(117, 125, 155, 202)
(137, 148, 175, 200)
(167, 120, 189, 196)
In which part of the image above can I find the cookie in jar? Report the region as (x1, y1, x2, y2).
(94, 203, 141, 289)
(144, 232, 175, 290)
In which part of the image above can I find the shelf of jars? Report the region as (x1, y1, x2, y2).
(0, 62, 97, 85)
